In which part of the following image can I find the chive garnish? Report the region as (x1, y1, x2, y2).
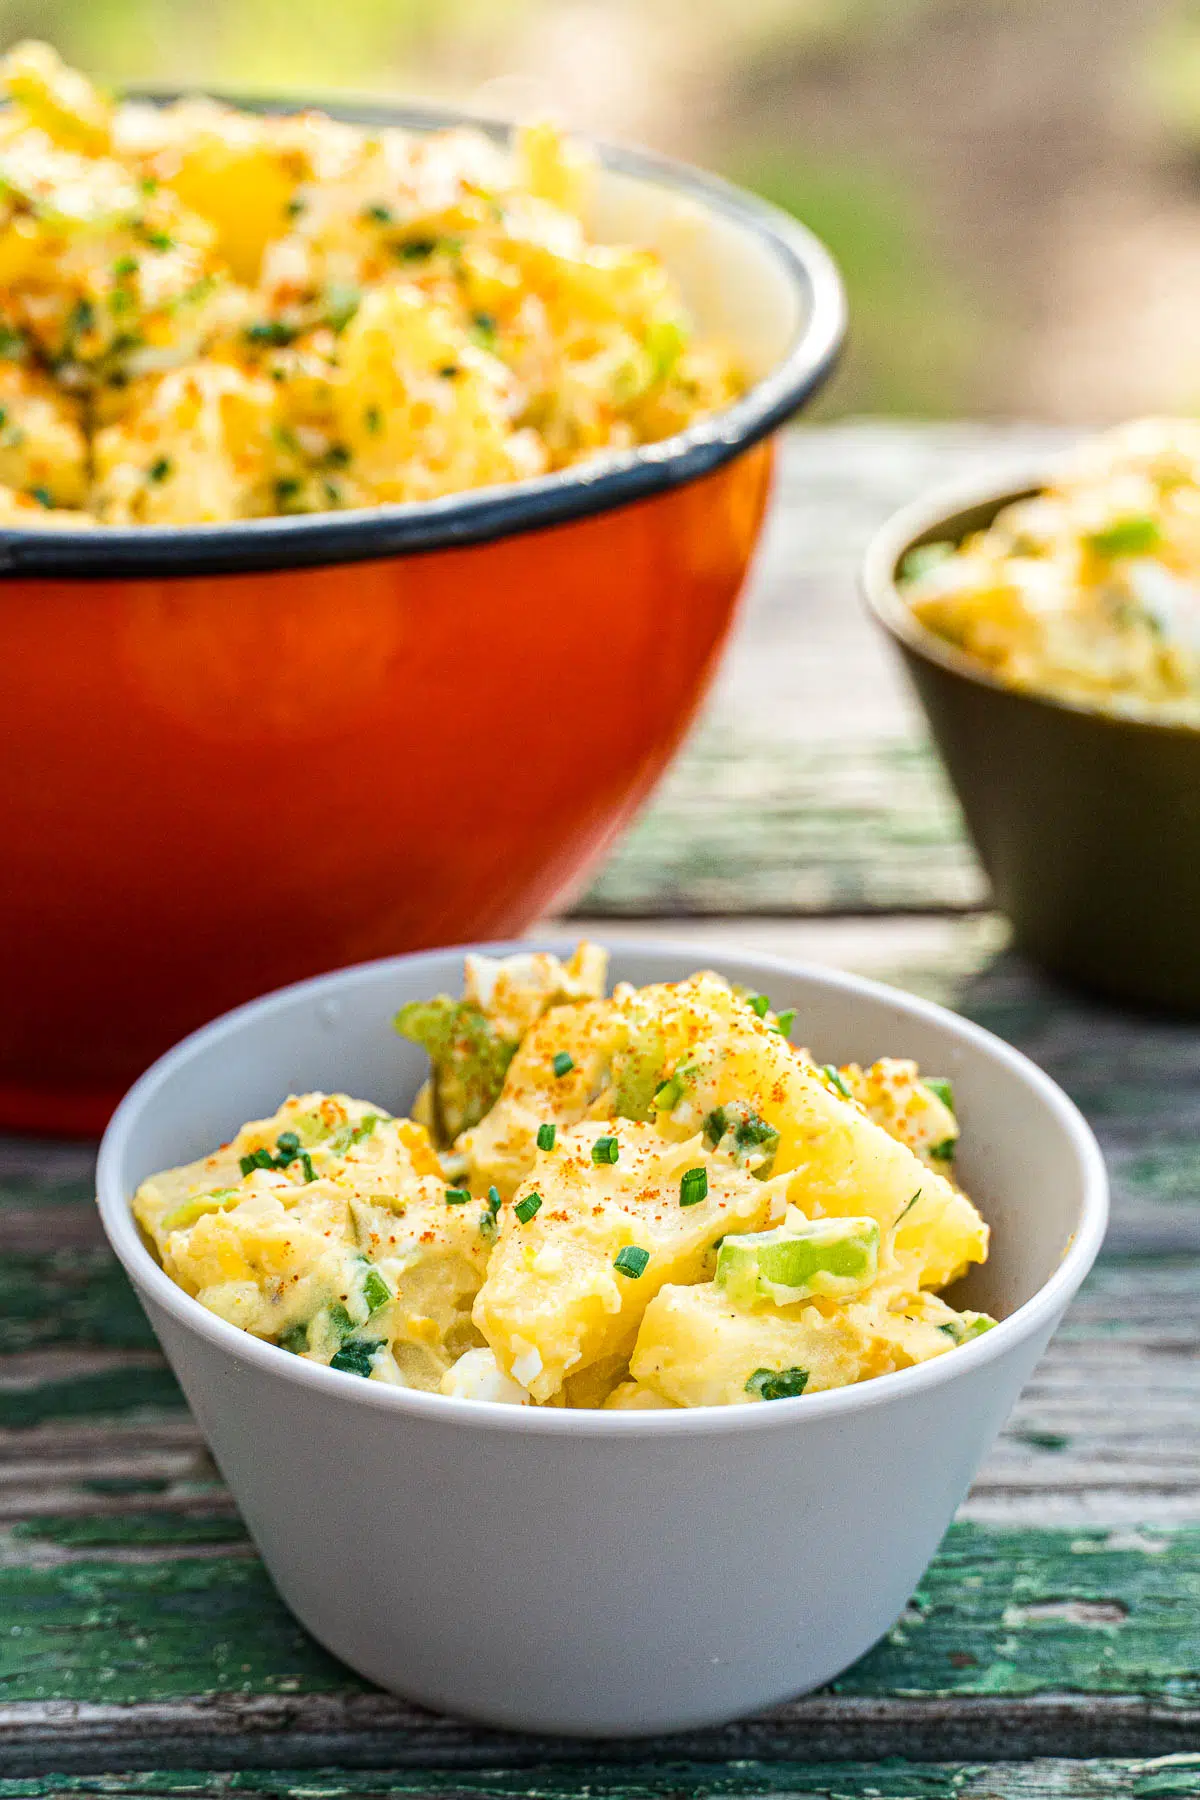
(613, 1245, 649, 1279)
(364, 404, 382, 433)
(246, 320, 297, 347)
(748, 994, 770, 1018)
(929, 1138, 956, 1162)
(363, 202, 393, 224)
(29, 487, 53, 509)
(147, 455, 171, 483)
(822, 1064, 852, 1100)
(679, 1166, 708, 1207)
(592, 1135, 619, 1165)
(552, 1051, 574, 1078)
(514, 1192, 542, 1224)
(745, 1366, 809, 1401)
(239, 1147, 275, 1176)
(480, 1185, 502, 1243)
(774, 1008, 796, 1039)
(278, 1323, 308, 1354)
(445, 1187, 470, 1205)
(896, 1188, 923, 1224)
(276, 1131, 301, 1155)
(536, 1123, 556, 1152)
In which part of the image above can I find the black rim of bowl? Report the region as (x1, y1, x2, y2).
(1, 92, 846, 582)
(861, 468, 1200, 740)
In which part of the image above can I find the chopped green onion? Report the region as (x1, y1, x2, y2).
(470, 310, 498, 348)
(747, 994, 770, 1018)
(592, 1135, 619, 1165)
(821, 1065, 852, 1101)
(924, 1077, 955, 1114)
(613, 1245, 649, 1279)
(330, 1340, 381, 1378)
(514, 1192, 542, 1224)
(363, 202, 393, 223)
(536, 1123, 556, 1152)
(277, 1323, 308, 1354)
(929, 1138, 956, 1162)
(480, 1185, 502, 1243)
(398, 236, 438, 259)
(552, 1051, 574, 1078)
(362, 1268, 391, 1313)
(141, 228, 174, 252)
(239, 1147, 275, 1176)
(774, 1008, 796, 1039)
(245, 319, 296, 346)
(895, 1188, 923, 1224)
(275, 1131, 301, 1155)
(147, 455, 171, 483)
(445, 1187, 470, 1205)
(1085, 515, 1161, 559)
(29, 486, 53, 509)
(326, 1302, 354, 1341)
(364, 404, 382, 433)
(704, 1104, 779, 1172)
(745, 1366, 809, 1402)
(297, 1151, 315, 1184)
(703, 1106, 727, 1146)
(679, 1166, 708, 1208)
(286, 195, 306, 218)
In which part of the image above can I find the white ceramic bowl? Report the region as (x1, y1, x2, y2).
(96, 941, 1107, 1737)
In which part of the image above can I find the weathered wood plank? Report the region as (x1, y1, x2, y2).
(1, 1520, 1199, 1772)
(579, 737, 986, 916)
(580, 423, 1070, 918)
(0, 1756, 1196, 1797)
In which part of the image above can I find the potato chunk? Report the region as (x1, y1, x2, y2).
(472, 1121, 784, 1402)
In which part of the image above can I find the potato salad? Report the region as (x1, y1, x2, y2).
(903, 417, 1200, 722)
(134, 945, 994, 1409)
(0, 42, 740, 528)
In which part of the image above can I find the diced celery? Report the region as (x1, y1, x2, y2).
(362, 1267, 391, 1314)
(161, 1188, 241, 1232)
(716, 1215, 880, 1307)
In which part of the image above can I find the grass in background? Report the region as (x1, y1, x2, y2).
(733, 151, 986, 417)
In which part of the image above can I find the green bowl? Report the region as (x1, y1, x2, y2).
(863, 474, 1200, 1013)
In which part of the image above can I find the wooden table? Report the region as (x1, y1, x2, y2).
(5, 423, 1199, 1799)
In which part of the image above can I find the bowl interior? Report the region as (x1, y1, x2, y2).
(101, 942, 1103, 1337)
(585, 164, 802, 380)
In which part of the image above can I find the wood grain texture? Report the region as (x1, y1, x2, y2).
(579, 422, 1069, 918)
(0, 1760, 1197, 1796)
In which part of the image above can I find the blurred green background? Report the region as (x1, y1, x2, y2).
(7, 0, 1200, 422)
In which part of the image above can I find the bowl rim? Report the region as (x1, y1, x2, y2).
(96, 936, 1109, 1437)
(0, 92, 845, 582)
(862, 465, 1200, 739)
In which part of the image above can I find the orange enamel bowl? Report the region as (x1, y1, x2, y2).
(0, 102, 844, 1133)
